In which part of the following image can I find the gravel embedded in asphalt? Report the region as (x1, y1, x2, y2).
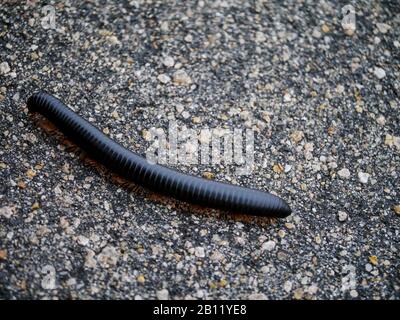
(0, 0, 399, 299)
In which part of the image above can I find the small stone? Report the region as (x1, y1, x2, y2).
(290, 130, 304, 143)
(285, 222, 295, 230)
(17, 180, 26, 189)
(84, 250, 97, 268)
(365, 263, 373, 272)
(248, 293, 267, 300)
(321, 24, 330, 33)
(272, 164, 284, 174)
(358, 171, 370, 184)
(338, 211, 348, 222)
(107, 35, 120, 45)
(202, 171, 215, 180)
(0, 249, 7, 260)
(31, 202, 40, 210)
(283, 92, 291, 102)
(59, 216, 69, 229)
(184, 34, 193, 42)
(26, 169, 36, 179)
(41, 265, 56, 290)
(369, 255, 378, 266)
(255, 31, 266, 43)
(283, 281, 292, 293)
(210, 250, 223, 261)
(142, 129, 152, 141)
(373, 67, 386, 79)
(344, 28, 355, 36)
(194, 246, 205, 258)
(0, 62, 11, 75)
(337, 168, 351, 179)
(384, 134, 400, 150)
(111, 110, 120, 120)
(157, 73, 171, 84)
(97, 245, 119, 267)
(312, 28, 322, 38)
(162, 56, 175, 67)
(261, 240, 276, 252)
(260, 265, 269, 273)
(77, 235, 89, 246)
(261, 111, 270, 123)
(376, 115, 386, 125)
(181, 111, 190, 119)
(137, 275, 145, 284)
(376, 23, 391, 34)
(103, 128, 110, 134)
(172, 70, 192, 86)
(54, 185, 62, 195)
(350, 289, 358, 298)
(175, 104, 184, 113)
(336, 84, 345, 94)
(393, 205, 400, 215)
(66, 278, 77, 287)
(192, 116, 201, 124)
(156, 289, 169, 300)
(293, 288, 304, 300)
(31, 52, 39, 60)
(160, 21, 169, 32)
(0, 206, 16, 219)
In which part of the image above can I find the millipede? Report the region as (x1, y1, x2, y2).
(27, 91, 292, 218)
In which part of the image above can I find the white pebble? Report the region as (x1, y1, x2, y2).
(337, 168, 351, 179)
(157, 73, 171, 84)
(0, 206, 16, 219)
(338, 211, 348, 222)
(162, 56, 175, 67)
(312, 28, 322, 38)
(97, 245, 119, 267)
(283, 93, 291, 102)
(358, 171, 370, 184)
(284, 281, 292, 293)
(175, 104, 184, 113)
(376, 23, 391, 34)
(284, 164, 292, 173)
(184, 34, 193, 42)
(41, 265, 56, 290)
(194, 246, 205, 258)
(172, 69, 192, 86)
(255, 31, 266, 43)
(376, 115, 386, 125)
(181, 111, 190, 119)
(373, 67, 386, 79)
(0, 62, 11, 75)
(248, 293, 267, 300)
(336, 84, 345, 94)
(261, 240, 276, 251)
(156, 289, 170, 300)
(350, 289, 358, 298)
(77, 235, 90, 246)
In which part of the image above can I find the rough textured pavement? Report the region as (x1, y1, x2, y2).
(0, 0, 399, 299)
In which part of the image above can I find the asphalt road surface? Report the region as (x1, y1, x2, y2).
(0, 0, 399, 299)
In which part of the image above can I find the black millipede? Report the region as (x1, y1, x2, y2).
(27, 92, 291, 218)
